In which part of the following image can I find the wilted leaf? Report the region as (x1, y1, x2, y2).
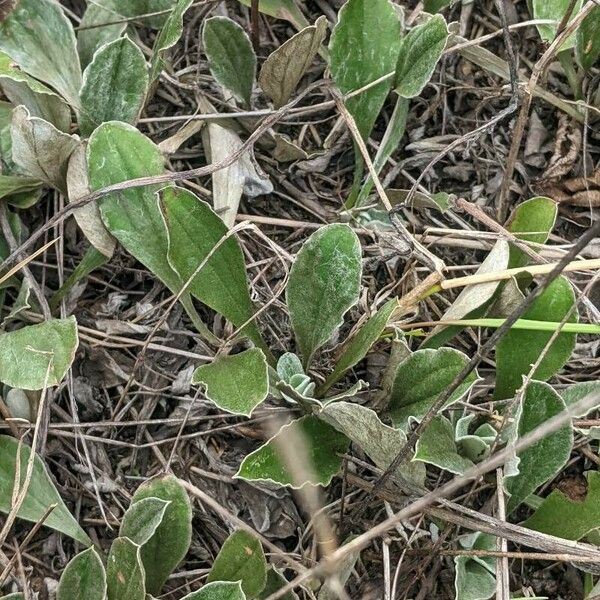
(454, 533, 496, 600)
(0, 0, 82, 107)
(414, 415, 474, 475)
(532, 0, 582, 49)
(106, 537, 145, 600)
(182, 582, 247, 600)
(320, 401, 426, 486)
(259, 16, 327, 108)
(77, 4, 127, 69)
(388, 347, 477, 430)
(200, 98, 272, 227)
(236, 415, 350, 487)
(192, 349, 268, 416)
(505, 381, 573, 513)
(0, 317, 78, 389)
(79, 36, 149, 137)
(160, 185, 268, 352)
(506, 196, 557, 269)
(57, 547, 106, 600)
(120, 497, 169, 546)
(259, 568, 298, 600)
(149, 0, 194, 83)
(329, 0, 401, 142)
(0, 435, 91, 545)
(319, 299, 397, 394)
(395, 15, 448, 98)
(287, 224, 362, 367)
(0, 52, 70, 132)
(203, 16, 256, 106)
(523, 471, 600, 540)
(66, 144, 116, 258)
(576, 4, 600, 70)
(207, 530, 267, 597)
(131, 474, 192, 595)
(494, 276, 577, 400)
(11, 106, 79, 194)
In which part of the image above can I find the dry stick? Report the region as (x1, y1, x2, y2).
(250, 0, 260, 53)
(497, 0, 596, 221)
(264, 389, 600, 600)
(352, 217, 600, 524)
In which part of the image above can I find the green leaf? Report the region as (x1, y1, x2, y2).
(424, 0, 453, 12)
(329, 0, 401, 141)
(259, 16, 327, 108)
(506, 197, 557, 269)
(320, 401, 426, 486)
(149, 0, 194, 83)
(192, 349, 269, 416)
(395, 15, 448, 98)
(523, 471, 600, 540)
(454, 533, 496, 600)
(77, 3, 127, 69)
(57, 547, 106, 600)
(388, 347, 478, 430)
(160, 185, 267, 353)
(532, 0, 583, 49)
(131, 474, 192, 595)
(120, 497, 170, 546)
(207, 530, 267, 597)
(202, 16, 256, 107)
(11, 106, 79, 194)
(237, 0, 308, 28)
(505, 381, 573, 513)
(259, 568, 299, 600)
(0, 52, 71, 132)
(414, 415, 474, 475)
(66, 143, 116, 258)
(455, 415, 496, 463)
(494, 276, 577, 400)
(107, 537, 146, 600)
(0, 175, 42, 200)
(561, 381, 600, 417)
(0, 0, 82, 107)
(236, 415, 350, 487)
(319, 299, 397, 394)
(182, 581, 247, 600)
(287, 224, 362, 367)
(79, 36, 149, 137)
(576, 4, 600, 70)
(0, 435, 91, 546)
(0, 317, 78, 389)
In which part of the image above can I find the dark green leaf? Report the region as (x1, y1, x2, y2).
(576, 4, 600, 70)
(107, 537, 145, 600)
(207, 530, 267, 597)
(0, 435, 91, 545)
(203, 16, 256, 107)
(287, 224, 362, 367)
(57, 547, 106, 600)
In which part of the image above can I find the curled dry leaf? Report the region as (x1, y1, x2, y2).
(259, 16, 328, 108)
(66, 143, 116, 258)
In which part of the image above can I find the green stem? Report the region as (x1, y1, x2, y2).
(558, 50, 582, 101)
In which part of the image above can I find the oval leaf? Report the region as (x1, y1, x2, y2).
(388, 347, 478, 430)
(329, 0, 401, 141)
(106, 537, 145, 600)
(0, 317, 78, 389)
(259, 16, 327, 108)
(236, 415, 350, 487)
(576, 4, 600, 70)
(494, 276, 577, 400)
(57, 547, 106, 600)
(120, 497, 170, 546)
(79, 36, 149, 137)
(207, 530, 267, 597)
(504, 381, 573, 513)
(0, 435, 91, 545)
(0, 0, 82, 107)
(395, 15, 449, 98)
(131, 474, 192, 595)
(77, 3, 127, 69)
(182, 581, 247, 600)
(532, 0, 582, 49)
(192, 348, 269, 416)
(202, 16, 256, 107)
(287, 224, 362, 367)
